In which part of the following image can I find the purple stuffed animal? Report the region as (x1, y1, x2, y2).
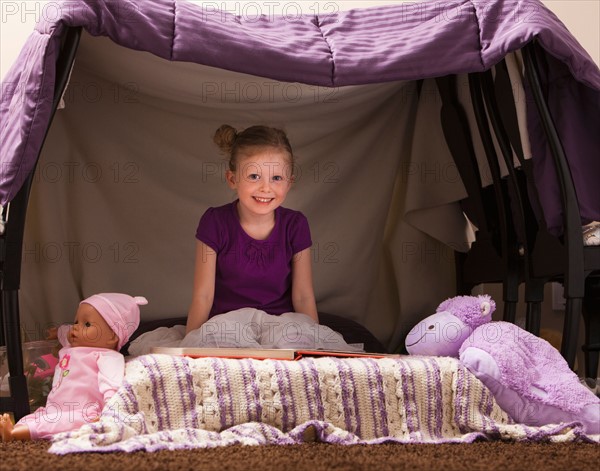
(405, 295, 599, 435)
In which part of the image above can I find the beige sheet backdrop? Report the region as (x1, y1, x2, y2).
(19, 33, 482, 351)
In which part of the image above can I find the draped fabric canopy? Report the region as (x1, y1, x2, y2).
(1, 0, 599, 350)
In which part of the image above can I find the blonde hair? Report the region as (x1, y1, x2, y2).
(213, 124, 294, 171)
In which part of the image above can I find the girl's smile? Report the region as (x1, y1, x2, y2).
(253, 197, 274, 204)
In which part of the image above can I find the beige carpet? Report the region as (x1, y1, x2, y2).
(1, 441, 599, 471)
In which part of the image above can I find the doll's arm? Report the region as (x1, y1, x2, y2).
(96, 351, 125, 402)
(56, 324, 71, 347)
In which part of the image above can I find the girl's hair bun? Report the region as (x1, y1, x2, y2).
(213, 124, 238, 154)
(213, 124, 294, 171)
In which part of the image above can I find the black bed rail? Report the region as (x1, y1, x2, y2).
(0, 26, 82, 421)
(521, 41, 587, 367)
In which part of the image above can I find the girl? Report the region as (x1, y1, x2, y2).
(186, 125, 317, 330)
(182, 125, 325, 350)
(0, 293, 147, 441)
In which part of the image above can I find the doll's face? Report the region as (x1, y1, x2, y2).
(68, 303, 119, 349)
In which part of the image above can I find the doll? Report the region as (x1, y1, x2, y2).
(0, 293, 147, 441)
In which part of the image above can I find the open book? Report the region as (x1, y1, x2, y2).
(151, 346, 398, 360)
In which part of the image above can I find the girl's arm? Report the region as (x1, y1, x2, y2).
(186, 241, 217, 334)
(291, 248, 319, 323)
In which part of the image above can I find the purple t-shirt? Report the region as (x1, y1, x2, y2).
(195, 200, 312, 317)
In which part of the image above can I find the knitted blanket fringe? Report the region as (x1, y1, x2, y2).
(49, 354, 598, 453)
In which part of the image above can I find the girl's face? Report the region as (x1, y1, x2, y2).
(226, 148, 293, 218)
(68, 303, 118, 349)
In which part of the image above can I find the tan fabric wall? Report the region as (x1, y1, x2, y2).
(19, 34, 478, 351)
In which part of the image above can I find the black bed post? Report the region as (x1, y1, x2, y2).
(521, 41, 586, 367)
(0, 26, 82, 421)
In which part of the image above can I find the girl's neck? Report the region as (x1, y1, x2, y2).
(235, 200, 276, 240)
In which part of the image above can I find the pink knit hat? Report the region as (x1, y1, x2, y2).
(80, 293, 147, 350)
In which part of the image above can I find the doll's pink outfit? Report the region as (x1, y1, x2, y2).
(18, 346, 125, 439)
(16, 293, 146, 439)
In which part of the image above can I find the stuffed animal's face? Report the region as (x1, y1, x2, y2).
(405, 311, 471, 357)
(405, 295, 495, 357)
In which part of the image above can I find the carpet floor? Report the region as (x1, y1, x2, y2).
(1, 441, 598, 471)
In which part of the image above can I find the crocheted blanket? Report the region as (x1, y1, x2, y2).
(49, 354, 595, 454)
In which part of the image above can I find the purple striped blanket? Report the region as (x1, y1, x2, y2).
(49, 354, 596, 453)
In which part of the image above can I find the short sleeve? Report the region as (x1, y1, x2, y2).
(195, 207, 222, 252)
(290, 212, 312, 254)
